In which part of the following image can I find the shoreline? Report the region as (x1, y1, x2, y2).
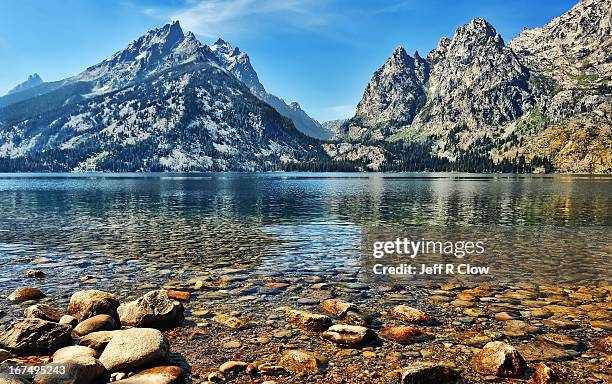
(1, 273, 610, 383)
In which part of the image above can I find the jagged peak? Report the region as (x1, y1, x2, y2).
(7, 73, 44, 95)
(211, 37, 233, 52)
(28, 73, 42, 81)
(149, 20, 184, 44)
(288, 102, 301, 111)
(386, 46, 414, 68)
(454, 17, 504, 45)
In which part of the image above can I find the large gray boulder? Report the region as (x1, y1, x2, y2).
(32, 356, 105, 384)
(117, 290, 183, 329)
(78, 330, 121, 353)
(0, 318, 71, 355)
(24, 304, 64, 322)
(73, 314, 118, 337)
(472, 341, 527, 377)
(67, 290, 119, 322)
(52, 346, 99, 361)
(99, 328, 169, 372)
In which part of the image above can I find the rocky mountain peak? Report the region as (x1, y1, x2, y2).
(7, 73, 43, 95)
(509, 0, 612, 89)
(411, 17, 532, 143)
(288, 102, 302, 111)
(389, 46, 412, 66)
(351, 46, 429, 139)
(210, 38, 264, 94)
(72, 21, 213, 92)
(449, 17, 505, 54)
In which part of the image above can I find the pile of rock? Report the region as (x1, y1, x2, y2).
(0, 288, 185, 384)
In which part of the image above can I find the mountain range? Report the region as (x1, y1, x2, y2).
(0, 0, 609, 173)
(0, 21, 327, 171)
(328, 0, 610, 173)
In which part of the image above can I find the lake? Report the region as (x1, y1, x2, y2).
(0, 173, 609, 302)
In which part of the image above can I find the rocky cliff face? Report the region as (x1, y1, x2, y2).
(420, 19, 532, 132)
(210, 39, 332, 140)
(347, 47, 429, 140)
(509, 0, 611, 90)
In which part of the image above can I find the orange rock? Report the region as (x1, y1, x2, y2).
(166, 289, 191, 301)
(391, 305, 431, 323)
(530, 362, 559, 384)
(380, 326, 425, 344)
(266, 283, 290, 289)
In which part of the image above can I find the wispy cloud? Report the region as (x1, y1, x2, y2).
(167, 0, 327, 38)
(373, 1, 417, 15)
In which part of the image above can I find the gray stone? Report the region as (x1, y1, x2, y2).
(117, 290, 184, 329)
(24, 304, 64, 322)
(0, 318, 71, 355)
(400, 362, 460, 384)
(99, 328, 169, 372)
(52, 346, 99, 361)
(472, 341, 527, 377)
(73, 314, 118, 336)
(321, 324, 373, 347)
(67, 290, 119, 322)
(32, 356, 105, 384)
(78, 330, 121, 353)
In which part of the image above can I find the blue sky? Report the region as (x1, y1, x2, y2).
(1, 0, 577, 122)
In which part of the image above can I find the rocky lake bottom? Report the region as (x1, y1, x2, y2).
(0, 228, 610, 383)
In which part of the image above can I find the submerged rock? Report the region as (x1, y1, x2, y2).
(285, 310, 331, 332)
(117, 290, 184, 329)
(68, 290, 119, 322)
(0, 318, 71, 355)
(391, 305, 431, 323)
(320, 299, 357, 317)
(166, 289, 191, 301)
(321, 324, 373, 347)
(400, 362, 460, 383)
(279, 350, 325, 375)
(344, 310, 373, 326)
(594, 335, 612, 354)
(8, 287, 45, 302)
(24, 304, 64, 322)
(99, 328, 169, 372)
(24, 269, 46, 278)
(213, 314, 248, 329)
(472, 341, 527, 377)
(529, 362, 560, 384)
(380, 326, 426, 344)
